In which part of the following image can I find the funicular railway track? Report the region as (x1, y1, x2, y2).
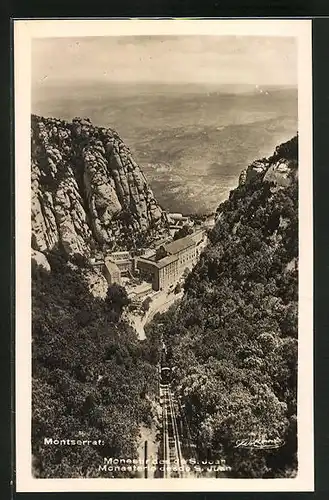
(160, 383, 184, 478)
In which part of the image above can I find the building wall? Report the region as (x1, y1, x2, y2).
(102, 263, 121, 285)
(115, 260, 133, 274)
(137, 260, 159, 290)
(176, 245, 197, 273)
(111, 251, 131, 260)
(137, 237, 199, 291)
(137, 258, 181, 291)
(107, 252, 134, 275)
(158, 260, 179, 290)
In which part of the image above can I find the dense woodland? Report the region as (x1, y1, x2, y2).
(147, 136, 299, 478)
(32, 251, 157, 478)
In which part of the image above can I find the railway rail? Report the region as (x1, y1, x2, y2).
(160, 383, 184, 478)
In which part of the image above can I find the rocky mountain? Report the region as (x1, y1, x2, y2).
(31, 115, 169, 260)
(237, 134, 298, 190)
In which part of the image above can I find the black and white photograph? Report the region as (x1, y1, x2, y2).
(14, 19, 313, 492)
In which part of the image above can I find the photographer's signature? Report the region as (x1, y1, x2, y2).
(235, 436, 284, 449)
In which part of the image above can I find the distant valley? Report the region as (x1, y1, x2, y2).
(33, 82, 298, 214)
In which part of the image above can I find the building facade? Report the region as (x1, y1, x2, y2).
(106, 251, 134, 275)
(156, 236, 197, 274)
(103, 259, 121, 285)
(137, 255, 179, 291)
(137, 234, 199, 291)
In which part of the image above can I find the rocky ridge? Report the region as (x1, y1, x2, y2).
(31, 115, 169, 259)
(238, 135, 298, 190)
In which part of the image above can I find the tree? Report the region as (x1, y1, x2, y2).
(32, 256, 158, 478)
(141, 296, 152, 313)
(173, 224, 193, 240)
(105, 284, 130, 321)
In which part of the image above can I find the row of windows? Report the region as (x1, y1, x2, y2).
(162, 264, 178, 276)
(180, 249, 196, 265)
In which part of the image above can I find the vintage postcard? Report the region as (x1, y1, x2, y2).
(14, 19, 313, 492)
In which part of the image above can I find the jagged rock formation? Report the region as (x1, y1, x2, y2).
(31, 115, 169, 258)
(238, 135, 298, 189)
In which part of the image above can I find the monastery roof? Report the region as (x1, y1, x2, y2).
(138, 254, 178, 269)
(162, 235, 196, 255)
(155, 254, 179, 269)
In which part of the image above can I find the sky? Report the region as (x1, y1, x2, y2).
(32, 35, 297, 89)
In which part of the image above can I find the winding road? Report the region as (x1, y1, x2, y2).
(127, 289, 183, 340)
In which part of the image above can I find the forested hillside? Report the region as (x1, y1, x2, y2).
(147, 135, 299, 478)
(32, 250, 157, 478)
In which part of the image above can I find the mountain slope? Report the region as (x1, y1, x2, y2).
(147, 135, 299, 478)
(31, 115, 169, 257)
(32, 254, 158, 478)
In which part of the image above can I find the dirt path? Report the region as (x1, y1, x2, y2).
(136, 422, 159, 479)
(127, 290, 183, 340)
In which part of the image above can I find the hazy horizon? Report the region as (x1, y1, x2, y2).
(31, 84, 297, 215)
(31, 35, 298, 215)
(32, 35, 297, 96)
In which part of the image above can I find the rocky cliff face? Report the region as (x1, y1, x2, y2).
(31, 115, 169, 258)
(238, 135, 298, 190)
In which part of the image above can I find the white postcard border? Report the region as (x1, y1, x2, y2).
(14, 18, 313, 492)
